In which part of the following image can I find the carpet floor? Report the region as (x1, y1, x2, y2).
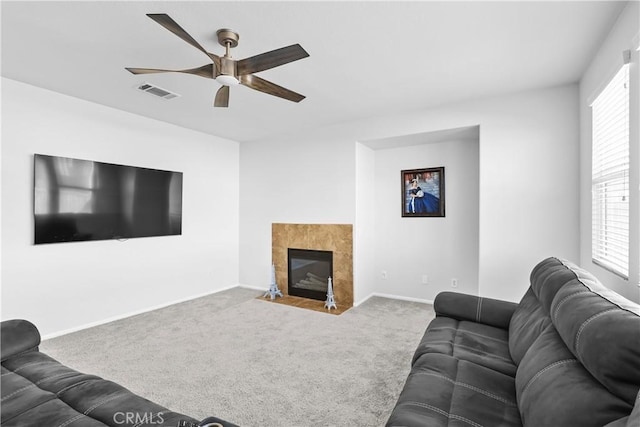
(41, 287, 435, 427)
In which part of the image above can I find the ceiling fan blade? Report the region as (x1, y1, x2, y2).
(126, 67, 169, 75)
(214, 85, 230, 107)
(237, 44, 309, 76)
(146, 14, 220, 65)
(240, 74, 305, 103)
(125, 64, 214, 78)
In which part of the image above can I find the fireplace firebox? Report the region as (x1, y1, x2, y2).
(287, 248, 333, 301)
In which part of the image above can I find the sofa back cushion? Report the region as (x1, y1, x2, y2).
(508, 258, 575, 364)
(550, 262, 640, 405)
(515, 324, 632, 426)
(508, 288, 550, 364)
(513, 257, 640, 426)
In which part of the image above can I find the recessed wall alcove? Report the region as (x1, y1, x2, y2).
(271, 223, 353, 313)
(356, 124, 480, 301)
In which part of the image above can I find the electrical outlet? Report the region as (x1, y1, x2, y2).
(381, 270, 388, 280)
(451, 278, 458, 288)
(421, 275, 429, 285)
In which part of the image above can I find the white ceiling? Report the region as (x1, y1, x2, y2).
(363, 125, 480, 151)
(1, 1, 626, 142)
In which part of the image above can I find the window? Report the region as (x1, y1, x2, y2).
(34, 156, 96, 214)
(591, 64, 630, 279)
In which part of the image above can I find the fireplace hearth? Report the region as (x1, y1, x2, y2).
(288, 248, 333, 301)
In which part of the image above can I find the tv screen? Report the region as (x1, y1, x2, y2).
(34, 154, 183, 244)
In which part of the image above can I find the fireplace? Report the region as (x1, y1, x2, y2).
(288, 248, 333, 301)
(272, 223, 353, 312)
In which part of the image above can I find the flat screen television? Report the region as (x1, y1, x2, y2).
(34, 154, 183, 244)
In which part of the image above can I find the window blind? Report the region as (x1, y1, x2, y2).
(591, 64, 630, 279)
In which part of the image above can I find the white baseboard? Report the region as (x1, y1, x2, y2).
(354, 292, 434, 307)
(42, 287, 431, 339)
(41, 287, 232, 340)
(237, 283, 269, 292)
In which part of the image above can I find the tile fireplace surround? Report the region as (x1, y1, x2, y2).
(271, 223, 354, 312)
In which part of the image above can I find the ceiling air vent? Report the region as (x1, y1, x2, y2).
(136, 83, 180, 100)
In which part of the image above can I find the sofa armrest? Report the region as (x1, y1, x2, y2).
(1, 319, 41, 362)
(433, 291, 517, 330)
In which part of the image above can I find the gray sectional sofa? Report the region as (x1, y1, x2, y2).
(387, 257, 640, 427)
(1, 319, 236, 427)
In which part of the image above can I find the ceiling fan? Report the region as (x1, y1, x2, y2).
(126, 14, 309, 107)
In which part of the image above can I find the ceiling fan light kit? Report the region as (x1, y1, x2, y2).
(126, 14, 309, 107)
(216, 75, 240, 86)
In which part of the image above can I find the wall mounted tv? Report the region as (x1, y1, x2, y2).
(34, 154, 183, 244)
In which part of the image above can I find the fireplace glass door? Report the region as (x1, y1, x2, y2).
(287, 248, 333, 301)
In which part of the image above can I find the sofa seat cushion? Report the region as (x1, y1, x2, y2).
(412, 317, 516, 377)
(1, 350, 198, 427)
(387, 353, 521, 427)
(1, 370, 107, 427)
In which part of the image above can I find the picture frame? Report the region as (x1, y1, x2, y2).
(401, 167, 445, 217)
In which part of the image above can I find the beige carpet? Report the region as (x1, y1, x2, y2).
(41, 287, 435, 427)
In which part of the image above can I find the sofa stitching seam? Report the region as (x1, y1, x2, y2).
(57, 414, 84, 427)
(83, 390, 129, 416)
(429, 326, 508, 344)
(0, 360, 54, 376)
(399, 401, 484, 427)
(575, 308, 617, 351)
(420, 341, 514, 363)
(55, 378, 101, 397)
(552, 290, 589, 322)
(521, 359, 578, 398)
(447, 347, 460, 427)
(0, 395, 56, 424)
(0, 383, 37, 401)
(451, 322, 459, 358)
(413, 371, 516, 406)
(476, 298, 483, 323)
(558, 258, 640, 316)
(1, 371, 71, 401)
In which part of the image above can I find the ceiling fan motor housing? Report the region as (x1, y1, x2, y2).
(217, 57, 239, 85)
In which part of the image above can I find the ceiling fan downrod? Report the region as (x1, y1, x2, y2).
(216, 28, 239, 58)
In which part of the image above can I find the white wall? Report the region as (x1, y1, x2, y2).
(354, 143, 376, 304)
(1, 78, 240, 336)
(238, 136, 356, 289)
(579, 1, 640, 302)
(371, 138, 479, 302)
(240, 84, 580, 303)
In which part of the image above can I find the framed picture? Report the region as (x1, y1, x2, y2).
(401, 167, 445, 217)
